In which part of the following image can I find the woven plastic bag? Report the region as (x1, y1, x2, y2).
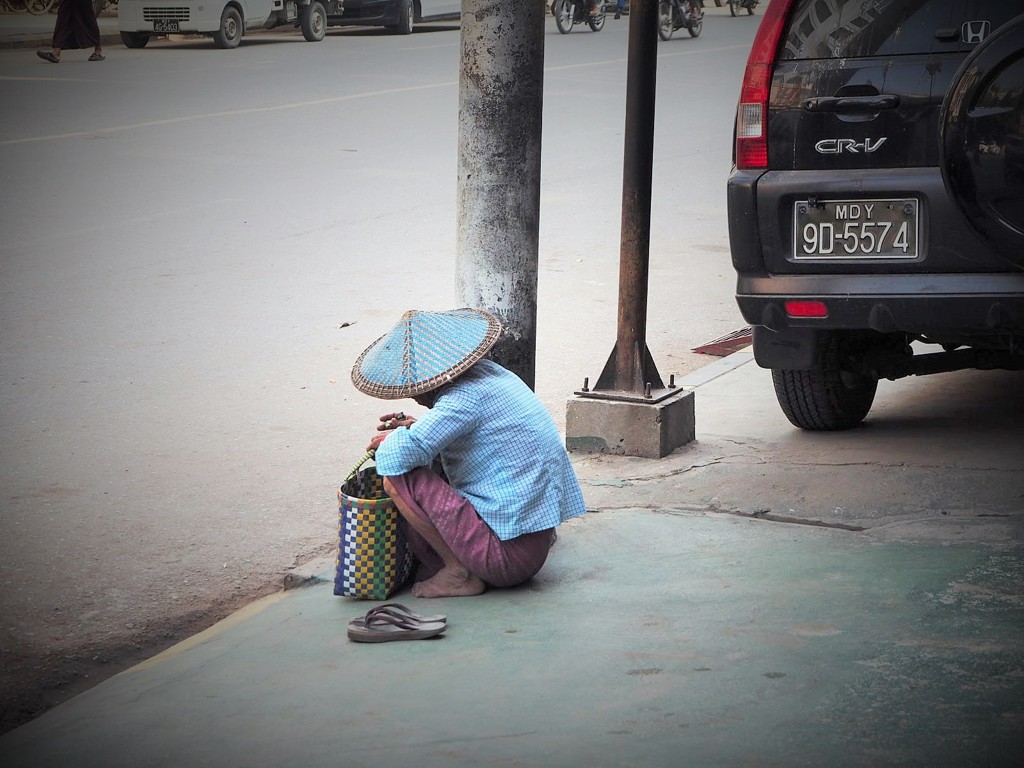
(334, 450, 414, 600)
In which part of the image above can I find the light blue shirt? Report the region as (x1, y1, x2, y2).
(374, 359, 587, 540)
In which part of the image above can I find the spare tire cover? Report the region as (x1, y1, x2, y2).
(940, 13, 1024, 266)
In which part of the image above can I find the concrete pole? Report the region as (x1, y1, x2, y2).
(455, 0, 545, 390)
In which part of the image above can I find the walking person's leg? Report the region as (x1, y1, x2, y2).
(39, 0, 103, 61)
(39, 0, 66, 61)
(85, 0, 104, 59)
(79, 0, 104, 59)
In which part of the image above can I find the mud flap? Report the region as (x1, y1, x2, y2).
(752, 326, 820, 370)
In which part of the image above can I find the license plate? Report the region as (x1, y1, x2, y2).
(793, 198, 918, 260)
(153, 19, 180, 33)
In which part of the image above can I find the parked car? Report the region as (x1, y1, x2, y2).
(727, 0, 1024, 430)
(326, 0, 460, 34)
(116, 0, 458, 48)
(117, 0, 342, 48)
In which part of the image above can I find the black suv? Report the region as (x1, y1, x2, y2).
(728, 0, 1024, 430)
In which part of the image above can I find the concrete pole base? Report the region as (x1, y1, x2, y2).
(565, 389, 695, 459)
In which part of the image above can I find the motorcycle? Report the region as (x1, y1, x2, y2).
(553, 0, 606, 34)
(727, 0, 758, 15)
(658, 0, 703, 40)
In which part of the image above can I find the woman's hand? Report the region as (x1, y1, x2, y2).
(376, 411, 416, 431)
(366, 431, 390, 452)
(368, 412, 415, 452)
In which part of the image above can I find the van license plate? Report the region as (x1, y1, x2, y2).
(153, 20, 180, 33)
(793, 198, 918, 260)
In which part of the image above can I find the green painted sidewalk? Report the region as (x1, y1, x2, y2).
(1, 508, 1021, 767)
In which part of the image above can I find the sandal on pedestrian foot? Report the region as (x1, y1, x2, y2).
(88, 52, 105, 62)
(37, 51, 59, 63)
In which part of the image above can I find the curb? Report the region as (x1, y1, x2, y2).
(282, 556, 334, 590)
(676, 347, 753, 389)
(0, 11, 121, 50)
(0, 9, 311, 51)
(0, 31, 123, 50)
(1, 27, 306, 50)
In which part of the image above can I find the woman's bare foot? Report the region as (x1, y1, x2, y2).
(412, 566, 485, 598)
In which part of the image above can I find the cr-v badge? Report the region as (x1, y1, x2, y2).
(815, 137, 887, 154)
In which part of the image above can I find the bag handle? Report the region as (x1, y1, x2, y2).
(343, 449, 376, 485)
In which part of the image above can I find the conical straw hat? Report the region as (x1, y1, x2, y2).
(351, 308, 503, 399)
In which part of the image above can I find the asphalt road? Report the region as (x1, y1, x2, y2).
(0, 11, 760, 731)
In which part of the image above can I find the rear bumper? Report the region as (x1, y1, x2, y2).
(737, 273, 1024, 336)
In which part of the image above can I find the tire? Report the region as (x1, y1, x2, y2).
(687, 10, 701, 37)
(389, 0, 414, 34)
(728, 0, 737, 16)
(587, 9, 605, 31)
(300, 0, 326, 42)
(771, 333, 878, 430)
(554, 0, 574, 34)
(120, 31, 151, 48)
(213, 6, 242, 49)
(657, 1, 673, 40)
(26, 0, 54, 16)
(26, 0, 50, 14)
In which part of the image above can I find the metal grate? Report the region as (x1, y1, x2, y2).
(143, 7, 190, 20)
(691, 327, 753, 357)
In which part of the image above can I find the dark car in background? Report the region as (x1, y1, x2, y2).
(728, 0, 1024, 430)
(327, 0, 459, 34)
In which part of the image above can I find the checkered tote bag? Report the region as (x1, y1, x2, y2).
(334, 450, 414, 600)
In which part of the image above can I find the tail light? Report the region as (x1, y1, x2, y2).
(785, 300, 828, 318)
(735, 0, 797, 170)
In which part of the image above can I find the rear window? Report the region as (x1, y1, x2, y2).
(780, 0, 1024, 60)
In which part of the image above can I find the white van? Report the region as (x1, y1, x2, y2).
(117, 0, 345, 49)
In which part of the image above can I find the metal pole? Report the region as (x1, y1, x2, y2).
(455, 0, 545, 390)
(592, 0, 664, 397)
